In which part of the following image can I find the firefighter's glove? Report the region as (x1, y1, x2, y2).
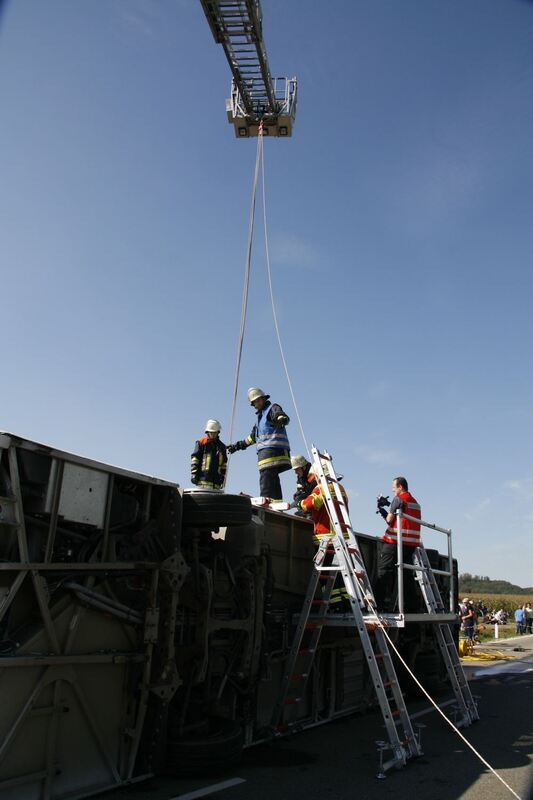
(191, 476, 198, 486)
(227, 441, 246, 454)
(275, 414, 289, 426)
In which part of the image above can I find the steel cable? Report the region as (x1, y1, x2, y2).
(226, 130, 264, 481)
(260, 136, 310, 457)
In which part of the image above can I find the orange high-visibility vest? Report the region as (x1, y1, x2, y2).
(383, 491, 421, 547)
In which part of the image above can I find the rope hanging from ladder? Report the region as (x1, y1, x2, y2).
(227, 127, 263, 450)
(227, 124, 310, 480)
(261, 137, 310, 457)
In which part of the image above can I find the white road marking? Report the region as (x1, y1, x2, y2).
(170, 777, 246, 800)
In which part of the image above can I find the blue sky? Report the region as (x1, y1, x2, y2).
(1, 0, 532, 586)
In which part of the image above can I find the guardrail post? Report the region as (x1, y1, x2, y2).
(448, 529, 454, 613)
(397, 511, 404, 616)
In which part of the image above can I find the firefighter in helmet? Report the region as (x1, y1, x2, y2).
(227, 387, 291, 501)
(300, 461, 349, 607)
(190, 419, 227, 489)
(290, 454, 316, 515)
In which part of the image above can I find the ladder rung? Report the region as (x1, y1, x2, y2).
(0, 496, 15, 504)
(311, 599, 328, 606)
(305, 622, 324, 630)
(290, 673, 308, 681)
(283, 698, 301, 706)
(298, 648, 315, 656)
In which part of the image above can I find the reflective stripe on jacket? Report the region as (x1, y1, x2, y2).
(191, 436, 227, 488)
(254, 402, 290, 452)
(256, 447, 291, 472)
(301, 483, 349, 542)
(383, 491, 421, 547)
(242, 401, 291, 472)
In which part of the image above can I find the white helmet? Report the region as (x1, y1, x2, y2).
(291, 454, 308, 470)
(205, 419, 221, 433)
(247, 387, 269, 405)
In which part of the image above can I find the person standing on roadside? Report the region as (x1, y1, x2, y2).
(514, 605, 525, 635)
(460, 598, 476, 642)
(524, 602, 533, 634)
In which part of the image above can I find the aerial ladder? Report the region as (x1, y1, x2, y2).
(199, 0, 297, 137)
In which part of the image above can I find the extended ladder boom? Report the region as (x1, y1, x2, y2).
(200, 0, 297, 137)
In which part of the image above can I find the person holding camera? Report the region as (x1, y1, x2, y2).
(374, 476, 422, 612)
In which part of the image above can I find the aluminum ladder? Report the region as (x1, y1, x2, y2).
(412, 546, 479, 726)
(271, 447, 421, 772)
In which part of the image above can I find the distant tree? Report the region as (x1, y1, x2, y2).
(458, 574, 533, 595)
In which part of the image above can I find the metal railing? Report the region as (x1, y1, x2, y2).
(396, 509, 455, 617)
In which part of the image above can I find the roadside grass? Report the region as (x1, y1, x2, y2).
(475, 623, 518, 643)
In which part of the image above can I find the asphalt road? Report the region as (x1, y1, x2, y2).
(101, 638, 533, 800)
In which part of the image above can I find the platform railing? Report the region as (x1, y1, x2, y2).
(396, 509, 454, 617)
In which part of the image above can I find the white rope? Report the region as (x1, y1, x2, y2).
(260, 137, 310, 458)
(226, 131, 263, 476)
(378, 622, 523, 800)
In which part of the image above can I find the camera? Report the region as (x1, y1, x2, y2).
(376, 494, 390, 515)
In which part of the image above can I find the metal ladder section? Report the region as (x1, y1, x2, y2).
(271, 447, 421, 771)
(412, 547, 479, 726)
(199, 0, 278, 117)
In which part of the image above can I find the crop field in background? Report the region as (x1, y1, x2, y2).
(466, 593, 532, 616)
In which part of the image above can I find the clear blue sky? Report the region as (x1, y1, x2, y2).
(1, 1, 532, 586)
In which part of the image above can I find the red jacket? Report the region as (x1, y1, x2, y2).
(383, 491, 421, 547)
(301, 483, 349, 539)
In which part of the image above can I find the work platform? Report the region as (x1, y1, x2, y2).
(297, 611, 459, 628)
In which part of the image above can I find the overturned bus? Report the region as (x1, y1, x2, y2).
(0, 432, 458, 799)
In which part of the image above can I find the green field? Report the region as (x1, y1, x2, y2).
(466, 592, 532, 616)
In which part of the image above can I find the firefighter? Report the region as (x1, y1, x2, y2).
(290, 454, 316, 515)
(190, 419, 227, 489)
(227, 387, 290, 501)
(374, 476, 422, 612)
(300, 463, 349, 607)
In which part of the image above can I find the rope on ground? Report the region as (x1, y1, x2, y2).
(226, 128, 264, 476)
(260, 133, 310, 457)
(378, 622, 523, 800)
